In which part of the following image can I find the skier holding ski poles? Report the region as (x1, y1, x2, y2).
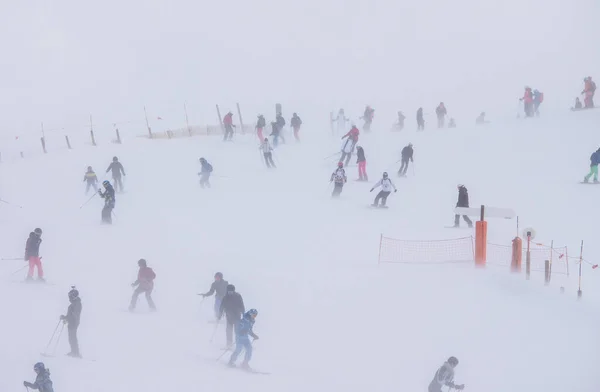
(429, 356, 464, 392)
(370, 172, 397, 208)
(60, 286, 82, 357)
(200, 272, 229, 320)
(228, 309, 259, 370)
(24, 362, 54, 392)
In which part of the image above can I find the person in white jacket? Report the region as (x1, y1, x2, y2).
(259, 138, 276, 168)
(370, 172, 397, 207)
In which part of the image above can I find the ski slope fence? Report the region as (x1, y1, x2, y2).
(487, 242, 570, 276)
(378, 235, 475, 264)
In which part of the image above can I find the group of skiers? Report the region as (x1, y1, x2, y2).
(82, 156, 125, 224)
(252, 112, 302, 146)
(332, 106, 375, 134)
(520, 87, 544, 117)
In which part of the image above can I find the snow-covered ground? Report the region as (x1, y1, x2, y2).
(1, 108, 599, 392)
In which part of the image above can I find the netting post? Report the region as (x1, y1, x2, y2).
(544, 260, 550, 285)
(216, 105, 224, 135)
(577, 240, 583, 299)
(378, 234, 383, 264)
(511, 237, 522, 272)
(525, 233, 531, 280)
(116, 128, 122, 144)
(65, 135, 72, 149)
(474, 205, 487, 267)
(236, 103, 245, 135)
(40, 137, 47, 153)
(20, 151, 24, 159)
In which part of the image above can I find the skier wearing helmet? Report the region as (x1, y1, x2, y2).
(429, 357, 464, 392)
(330, 162, 347, 198)
(24, 362, 54, 392)
(83, 166, 98, 194)
(200, 272, 229, 320)
(25, 228, 43, 282)
(229, 309, 259, 369)
(198, 158, 213, 188)
(219, 284, 246, 348)
(106, 156, 126, 193)
(370, 172, 397, 207)
(61, 286, 82, 357)
(98, 180, 116, 224)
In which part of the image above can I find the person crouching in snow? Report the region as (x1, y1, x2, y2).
(370, 172, 396, 207)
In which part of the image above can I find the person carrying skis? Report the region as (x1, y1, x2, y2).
(223, 112, 235, 141)
(330, 162, 347, 198)
(25, 228, 43, 282)
(429, 357, 464, 392)
(362, 105, 375, 131)
(395, 111, 406, 131)
(520, 87, 534, 117)
(98, 180, 116, 224)
(370, 172, 397, 207)
(24, 362, 54, 392)
(290, 113, 302, 142)
(270, 121, 280, 147)
(276, 113, 286, 143)
(228, 309, 259, 369)
(219, 284, 245, 348)
(582, 77, 596, 108)
(200, 272, 229, 319)
(417, 107, 425, 130)
(398, 143, 414, 177)
(583, 147, 600, 183)
(533, 89, 544, 116)
(61, 286, 82, 357)
(436, 102, 447, 128)
(106, 156, 126, 193)
(454, 184, 473, 228)
(356, 146, 368, 181)
(256, 115, 266, 141)
(198, 157, 213, 188)
(129, 258, 156, 312)
(83, 166, 98, 195)
(260, 138, 276, 168)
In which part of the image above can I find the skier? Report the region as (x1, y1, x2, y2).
(260, 138, 276, 168)
(24, 362, 54, 392)
(362, 105, 375, 131)
(342, 124, 360, 144)
(219, 284, 245, 348)
(398, 143, 414, 177)
(448, 118, 456, 128)
(454, 184, 473, 228)
(429, 357, 464, 392)
(200, 272, 229, 319)
(98, 180, 115, 224)
(573, 97, 583, 110)
(276, 113, 286, 144)
(370, 172, 397, 207)
(417, 107, 425, 130)
(270, 121, 280, 147)
(356, 145, 368, 181)
(290, 113, 302, 142)
(395, 111, 406, 131)
(60, 286, 82, 357)
(582, 77, 596, 108)
(106, 156, 126, 193)
(583, 147, 600, 183)
(256, 115, 266, 142)
(228, 309, 259, 369)
(533, 89, 544, 116)
(520, 87, 534, 117)
(25, 228, 43, 282)
(223, 112, 235, 141)
(335, 109, 349, 134)
(83, 166, 98, 195)
(129, 258, 156, 312)
(330, 162, 347, 198)
(339, 137, 355, 167)
(476, 112, 487, 124)
(435, 102, 447, 128)
(198, 158, 213, 188)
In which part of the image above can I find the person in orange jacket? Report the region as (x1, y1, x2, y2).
(520, 87, 534, 117)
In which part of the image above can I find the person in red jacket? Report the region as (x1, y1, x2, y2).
(582, 77, 596, 108)
(520, 87, 534, 117)
(342, 125, 360, 144)
(223, 112, 235, 141)
(129, 259, 156, 312)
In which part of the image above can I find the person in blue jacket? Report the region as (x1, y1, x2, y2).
(583, 148, 600, 183)
(228, 309, 259, 369)
(198, 158, 213, 188)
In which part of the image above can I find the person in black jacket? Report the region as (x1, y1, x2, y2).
(219, 284, 246, 347)
(106, 156, 126, 193)
(454, 185, 473, 228)
(270, 121, 280, 147)
(61, 287, 82, 358)
(417, 107, 425, 130)
(25, 228, 44, 282)
(291, 113, 302, 142)
(276, 113, 286, 143)
(200, 272, 229, 319)
(398, 143, 414, 176)
(98, 180, 116, 224)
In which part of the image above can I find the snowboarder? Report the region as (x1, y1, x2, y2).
(370, 172, 397, 207)
(83, 166, 98, 195)
(25, 228, 43, 282)
(198, 158, 213, 188)
(330, 162, 347, 198)
(398, 143, 414, 177)
(395, 111, 406, 131)
(270, 121, 280, 147)
(476, 112, 488, 124)
(436, 102, 447, 128)
(129, 258, 156, 312)
(24, 362, 54, 392)
(362, 105, 375, 131)
(60, 286, 82, 357)
(533, 89, 544, 116)
(582, 77, 596, 108)
(520, 87, 534, 117)
(223, 112, 235, 141)
(260, 138, 276, 168)
(454, 184, 473, 228)
(429, 357, 464, 392)
(106, 157, 125, 193)
(335, 109, 349, 134)
(573, 97, 583, 110)
(219, 284, 245, 348)
(417, 107, 425, 130)
(583, 148, 600, 183)
(291, 113, 302, 142)
(98, 180, 115, 224)
(256, 115, 266, 142)
(276, 113, 286, 144)
(200, 272, 229, 319)
(356, 146, 368, 181)
(228, 309, 259, 369)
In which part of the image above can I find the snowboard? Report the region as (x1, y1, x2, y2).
(370, 205, 389, 209)
(579, 182, 600, 185)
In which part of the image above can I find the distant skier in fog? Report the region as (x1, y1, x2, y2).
(533, 89, 544, 116)
(291, 113, 302, 142)
(219, 284, 245, 348)
(435, 102, 447, 128)
(83, 166, 98, 195)
(476, 112, 488, 124)
(129, 258, 156, 312)
(200, 272, 229, 320)
(276, 113, 286, 144)
(335, 109, 349, 134)
(429, 357, 464, 392)
(330, 162, 347, 198)
(417, 107, 425, 130)
(520, 87, 534, 117)
(394, 111, 405, 131)
(398, 143, 413, 177)
(260, 138, 276, 168)
(270, 122, 280, 147)
(255, 115, 266, 141)
(25, 228, 43, 282)
(61, 286, 82, 357)
(198, 158, 213, 188)
(356, 146, 368, 181)
(98, 180, 115, 224)
(582, 77, 596, 108)
(106, 157, 125, 192)
(223, 112, 235, 141)
(362, 105, 375, 132)
(454, 184, 473, 228)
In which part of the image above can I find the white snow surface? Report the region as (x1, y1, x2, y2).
(1, 110, 600, 392)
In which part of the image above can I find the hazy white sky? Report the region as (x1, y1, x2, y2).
(1, 0, 598, 137)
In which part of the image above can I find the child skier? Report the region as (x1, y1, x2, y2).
(330, 162, 347, 198)
(228, 309, 259, 369)
(260, 138, 276, 168)
(129, 259, 156, 312)
(370, 172, 397, 207)
(429, 357, 464, 392)
(398, 143, 414, 177)
(454, 184, 473, 228)
(356, 146, 368, 181)
(219, 284, 246, 348)
(60, 286, 82, 357)
(290, 113, 302, 142)
(106, 156, 126, 193)
(25, 228, 43, 282)
(83, 166, 98, 195)
(256, 115, 266, 141)
(583, 148, 600, 183)
(198, 157, 213, 188)
(200, 272, 229, 320)
(98, 180, 115, 224)
(24, 362, 54, 392)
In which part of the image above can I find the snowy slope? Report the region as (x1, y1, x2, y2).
(1, 109, 600, 392)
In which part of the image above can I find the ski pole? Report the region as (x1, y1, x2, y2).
(0, 198, 23, 208)
(209, 321, 220, 343)
(49, 323, 65, 356)
(79, 193, 97, 209)
(2, 257, 24, 261)
(11, 264, 29, 276)
(216, 346, 230, 361)
(323, 152, 339, 160)
(42, 320, 62, 355)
